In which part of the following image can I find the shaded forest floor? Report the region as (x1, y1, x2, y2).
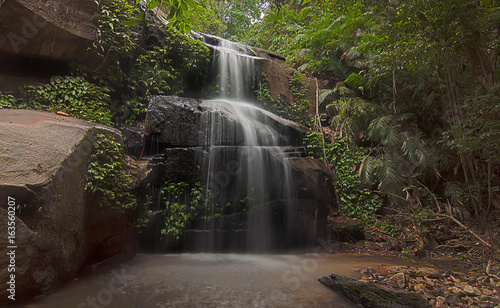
(323, 214, 500, 307)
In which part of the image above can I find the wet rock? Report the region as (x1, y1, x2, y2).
(463, 285, 482, 297)
(357, 267, 377, 278)
(449, 286, 467, 297)
(435, 296, 447, 307)
(144, 96, 202, 148)
(479, 295, 497, 305)
(144, 96, 307, 152)
(388, 272, 407, 289)
(327, 217, 365, 242)
(483, 289, 494, 296)
(118, 125, 144, 158)
(288, 157, 337, 213)
(446, 294, 462, 306)
(423, 290, 436, 300)
(424, 277, 436, 287)
(319, 274, 431, 308)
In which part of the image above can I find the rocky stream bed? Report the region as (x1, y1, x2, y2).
(320, 216, 500, 308)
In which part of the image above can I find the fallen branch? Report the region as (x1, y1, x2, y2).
(435, 214, 493, 250)
(485, 260, 500, 280)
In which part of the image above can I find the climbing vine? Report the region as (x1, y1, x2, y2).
(94, 0, 137, 57)
(304, 132, 382, 221)
(289, 73, 314, 127)
(0, 92, 17, 109)
(131, 31, 210, 97)
(85, 133, 137, 211)
(160, 181, 231, 239)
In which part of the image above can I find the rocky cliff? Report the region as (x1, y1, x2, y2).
(0, 0, 99, 93)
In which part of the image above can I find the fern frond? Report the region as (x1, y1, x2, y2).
(367, 114, 394, 141)
(345, 47, 361, 61)
(335, 85, 354, 96)
(376, 154, 400, 190)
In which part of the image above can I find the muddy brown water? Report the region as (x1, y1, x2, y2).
(21, 253, 445, 308)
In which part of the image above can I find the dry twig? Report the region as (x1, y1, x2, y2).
(436, 214, 493, 250)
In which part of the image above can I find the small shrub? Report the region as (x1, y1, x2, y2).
(160, 181, 230, 239)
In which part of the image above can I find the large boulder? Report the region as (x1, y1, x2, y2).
(0, 109, 136, 304)
(144, 95, 307, 151)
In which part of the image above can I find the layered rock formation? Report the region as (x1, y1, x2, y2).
(139, 96, 336, 252)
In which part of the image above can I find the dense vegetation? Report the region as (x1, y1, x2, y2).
(1, 0, 498, 255)
(245, 2, 499, 214)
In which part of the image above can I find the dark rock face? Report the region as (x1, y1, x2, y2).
(0, 0, 97, 59)
(0, 110, 136, 304)
(140, 96, 336, 252)
(143, 95, 307, 151)
(118, 126, 145, 158)
(145, 96, 203, 148)
(0, 0, 100, 92)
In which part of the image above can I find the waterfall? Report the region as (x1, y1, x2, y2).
(141, 33, 329, 253)
(216, 39, 256, 100)
(201, 37, 295, 252)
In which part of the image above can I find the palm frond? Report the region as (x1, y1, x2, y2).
(345, 47, 361, 61)
(344, 72, 367, 88)
(376, 154, 401, 191)
(359, 155, 377, 185)
(319, 88, 335, 105)
(367, 114, 394, 141)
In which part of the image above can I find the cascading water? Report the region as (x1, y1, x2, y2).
(140, 33, 329, 253)
(200, 37, 297, 252)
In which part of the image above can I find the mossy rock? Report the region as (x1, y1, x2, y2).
(328, 217, 365, 242)
(319, 274, 431, 308)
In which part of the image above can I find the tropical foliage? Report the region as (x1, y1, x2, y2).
(22, 76, 114, 126)
(247, 0, 499, 230)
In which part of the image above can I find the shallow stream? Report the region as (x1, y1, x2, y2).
(21, 253, 428, 308)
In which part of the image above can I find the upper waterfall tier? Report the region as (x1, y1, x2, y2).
(144, 96, 307, 150)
